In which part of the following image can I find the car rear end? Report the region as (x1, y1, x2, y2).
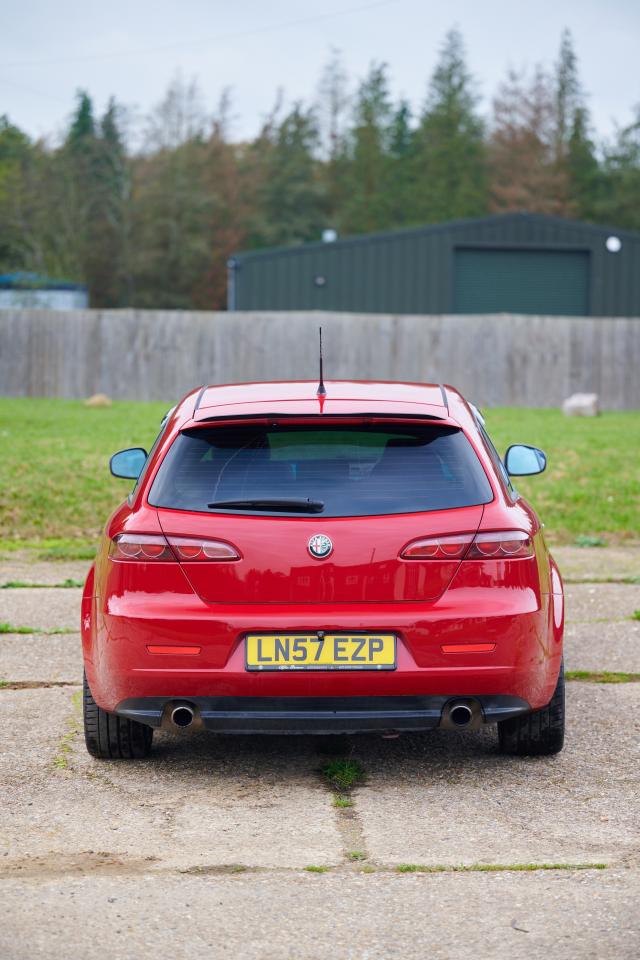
(83, 385, 563, 739)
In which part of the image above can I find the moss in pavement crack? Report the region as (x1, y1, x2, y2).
(53, 690, 83, 770)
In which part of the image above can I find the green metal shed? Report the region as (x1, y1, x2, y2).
(228, 212, 640, 316)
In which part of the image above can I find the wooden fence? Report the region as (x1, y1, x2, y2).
(1, 309, 639, 408)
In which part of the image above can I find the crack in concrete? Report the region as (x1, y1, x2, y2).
(0, 680, 80, 690)
(0, 854, 616, 882)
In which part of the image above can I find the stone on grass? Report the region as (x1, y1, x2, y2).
(84, 393, 112, 408)
(562, 393, 599, 417)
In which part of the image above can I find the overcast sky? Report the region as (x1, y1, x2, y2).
(1, 0, 638, 145)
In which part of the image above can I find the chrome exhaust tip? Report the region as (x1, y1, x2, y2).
(449, 703, 473, 727)
(441, 698, 483, 730)
(170, 704, 195, 728)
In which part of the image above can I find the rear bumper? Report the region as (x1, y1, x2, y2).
(83, 590, 563, 714)
(115, 694, 532, 734)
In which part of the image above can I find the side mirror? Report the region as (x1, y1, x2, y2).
(505, 444, 547, 477)
(110, 447, 148, 480)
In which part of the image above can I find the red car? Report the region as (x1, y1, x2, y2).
(82, 380, 564, 759)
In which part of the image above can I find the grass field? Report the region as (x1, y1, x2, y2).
(0, 397, 638, 558)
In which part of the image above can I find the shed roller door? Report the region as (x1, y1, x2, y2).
(454, 248, 590, 315)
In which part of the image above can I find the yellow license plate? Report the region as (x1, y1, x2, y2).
(245, 634, 396, 671)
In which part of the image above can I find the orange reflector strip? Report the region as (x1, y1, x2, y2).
(441, 643, 496, 654)
(146, 645, 201, 656)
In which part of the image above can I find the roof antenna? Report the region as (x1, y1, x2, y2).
(317, 326, 327, 396)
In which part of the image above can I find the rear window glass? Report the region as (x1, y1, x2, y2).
(148, 423, 493, 517)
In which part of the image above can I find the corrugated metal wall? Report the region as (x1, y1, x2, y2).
(231, 213, 640, 316)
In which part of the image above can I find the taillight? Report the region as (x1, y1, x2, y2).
(109, 533, 240, 562)
(401, 534, 475, 560)
(166, 537, 240, 561)
(465, 531, 532, 559)
(110, 534, 174, 561)
(401, 530, 532, 560)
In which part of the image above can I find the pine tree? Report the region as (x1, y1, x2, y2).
(489, 66, 568, 213)
(254, 103, 324, 248)
(388, 99, 414, 225)
(553, 29, 600, 218)
(91, 99, 131, 306)
(67, 91, 95, 152)
(598, 109, 640, 230)
(567, 106, 601, 219)
(340, 62, 394, 233)
(411, 28, 487, 223)
(59, 91, 102, 294)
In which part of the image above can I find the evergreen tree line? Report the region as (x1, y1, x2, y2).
(1, 28, 639, 309)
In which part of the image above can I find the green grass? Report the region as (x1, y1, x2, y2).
(0, 397, 167, 550)
(333, 794, 353, 808)
(1, 579, 83, 589)
(632, 610, 640, 621)
(304, 865, 331, 873)
(0, 622, 76, 635)
(485, 407, 640, 542)
(566, 670, 640, 683)
(347, 851, 367, 861)
(321, 759, 364, 792)
(396, 862, 607, 874)
(0, 399, 638, 548)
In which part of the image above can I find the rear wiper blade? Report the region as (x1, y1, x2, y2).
(207, 498, 325, 514)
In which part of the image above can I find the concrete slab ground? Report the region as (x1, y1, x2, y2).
(553, 545, 640, 582)
(565, 582, 640, 623)
(1, 550, 639, 959)
(355, 681, 640, 866)
(0, 587, 81, 632)
(1, 868, 638, 960)
(565, 620, 640, 673)
(0, 556, 89, 587)
(0, 633, 82, 682)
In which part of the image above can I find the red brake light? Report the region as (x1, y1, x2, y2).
(466, 531, 533, 559)
(401, 534, 474, 560)
(110, 533, 240, 562)
(166, 536, 240, 562)
(401, 530, 532, 560)
(110, 534, 174, 561)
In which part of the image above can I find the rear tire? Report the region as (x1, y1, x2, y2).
(498, 661, 565, 756)
(83, 672, 153, 760)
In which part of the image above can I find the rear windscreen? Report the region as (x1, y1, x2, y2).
(148, 423, 493, 517)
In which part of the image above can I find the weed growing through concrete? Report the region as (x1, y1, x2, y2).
(564, 577, 640, 585)
(566, 670, 640, 683)
(322, 759, 364, 792)
(396, 863, 608, 874)
(348, 851, 367, 861)
(305, 865, 331, 873)
(632, 610, 640, 621)
(53, 690, 82, 770)
(1, 579, 83, 589)
(0, 623, 76, 635)
(333, 795, 353, 808)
